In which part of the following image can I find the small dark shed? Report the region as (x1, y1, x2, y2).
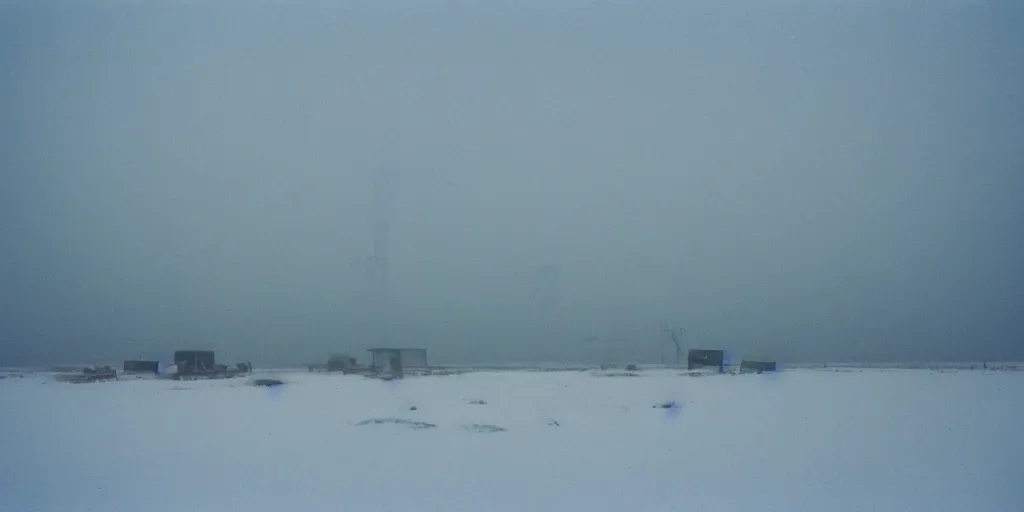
(123, 360, 160, 374)
(327, 353, 356, 373)
(687, 349, 725, 372)
(174, 350, 216, 372)
(740, 360, 777, 373)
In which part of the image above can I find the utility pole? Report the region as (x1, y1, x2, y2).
(661, 320, 685, 366)
(364, 170, 394, 349)
(660, 320, 666, 365)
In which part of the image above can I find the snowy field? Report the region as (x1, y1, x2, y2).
(1, 368, 1022, 511)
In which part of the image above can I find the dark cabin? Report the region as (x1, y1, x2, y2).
(740, 360, 777, 374)
(687, 349, 725, 372)
(123, 360, 160, 374)
(174, 350, 216, 373)
(327, 353, 356, 373)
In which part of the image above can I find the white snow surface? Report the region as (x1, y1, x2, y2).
(1, 368, 1022, 511)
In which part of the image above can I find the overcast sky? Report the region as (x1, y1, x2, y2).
(1, 0, 1022, 367)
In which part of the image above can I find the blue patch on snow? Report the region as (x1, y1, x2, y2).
(664, 401, 682, 420)
(655, 400, 683, 420)
(253, 379, 284, 398)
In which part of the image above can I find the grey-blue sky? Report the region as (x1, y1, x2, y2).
(1, 0, 1022, 366)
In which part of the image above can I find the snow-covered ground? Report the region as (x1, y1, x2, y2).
(1, 368, 1021, 511)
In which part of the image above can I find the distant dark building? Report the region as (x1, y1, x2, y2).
(687, 349, 725, 372)
(123, 360, 159, 374)
(327, 353, 357, 373)
(174, 350, 216, 373)
(365, 347, 429, 374)
(740, 360, 777, 374)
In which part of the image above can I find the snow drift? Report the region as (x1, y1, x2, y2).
(0, 368, 1021, 511)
